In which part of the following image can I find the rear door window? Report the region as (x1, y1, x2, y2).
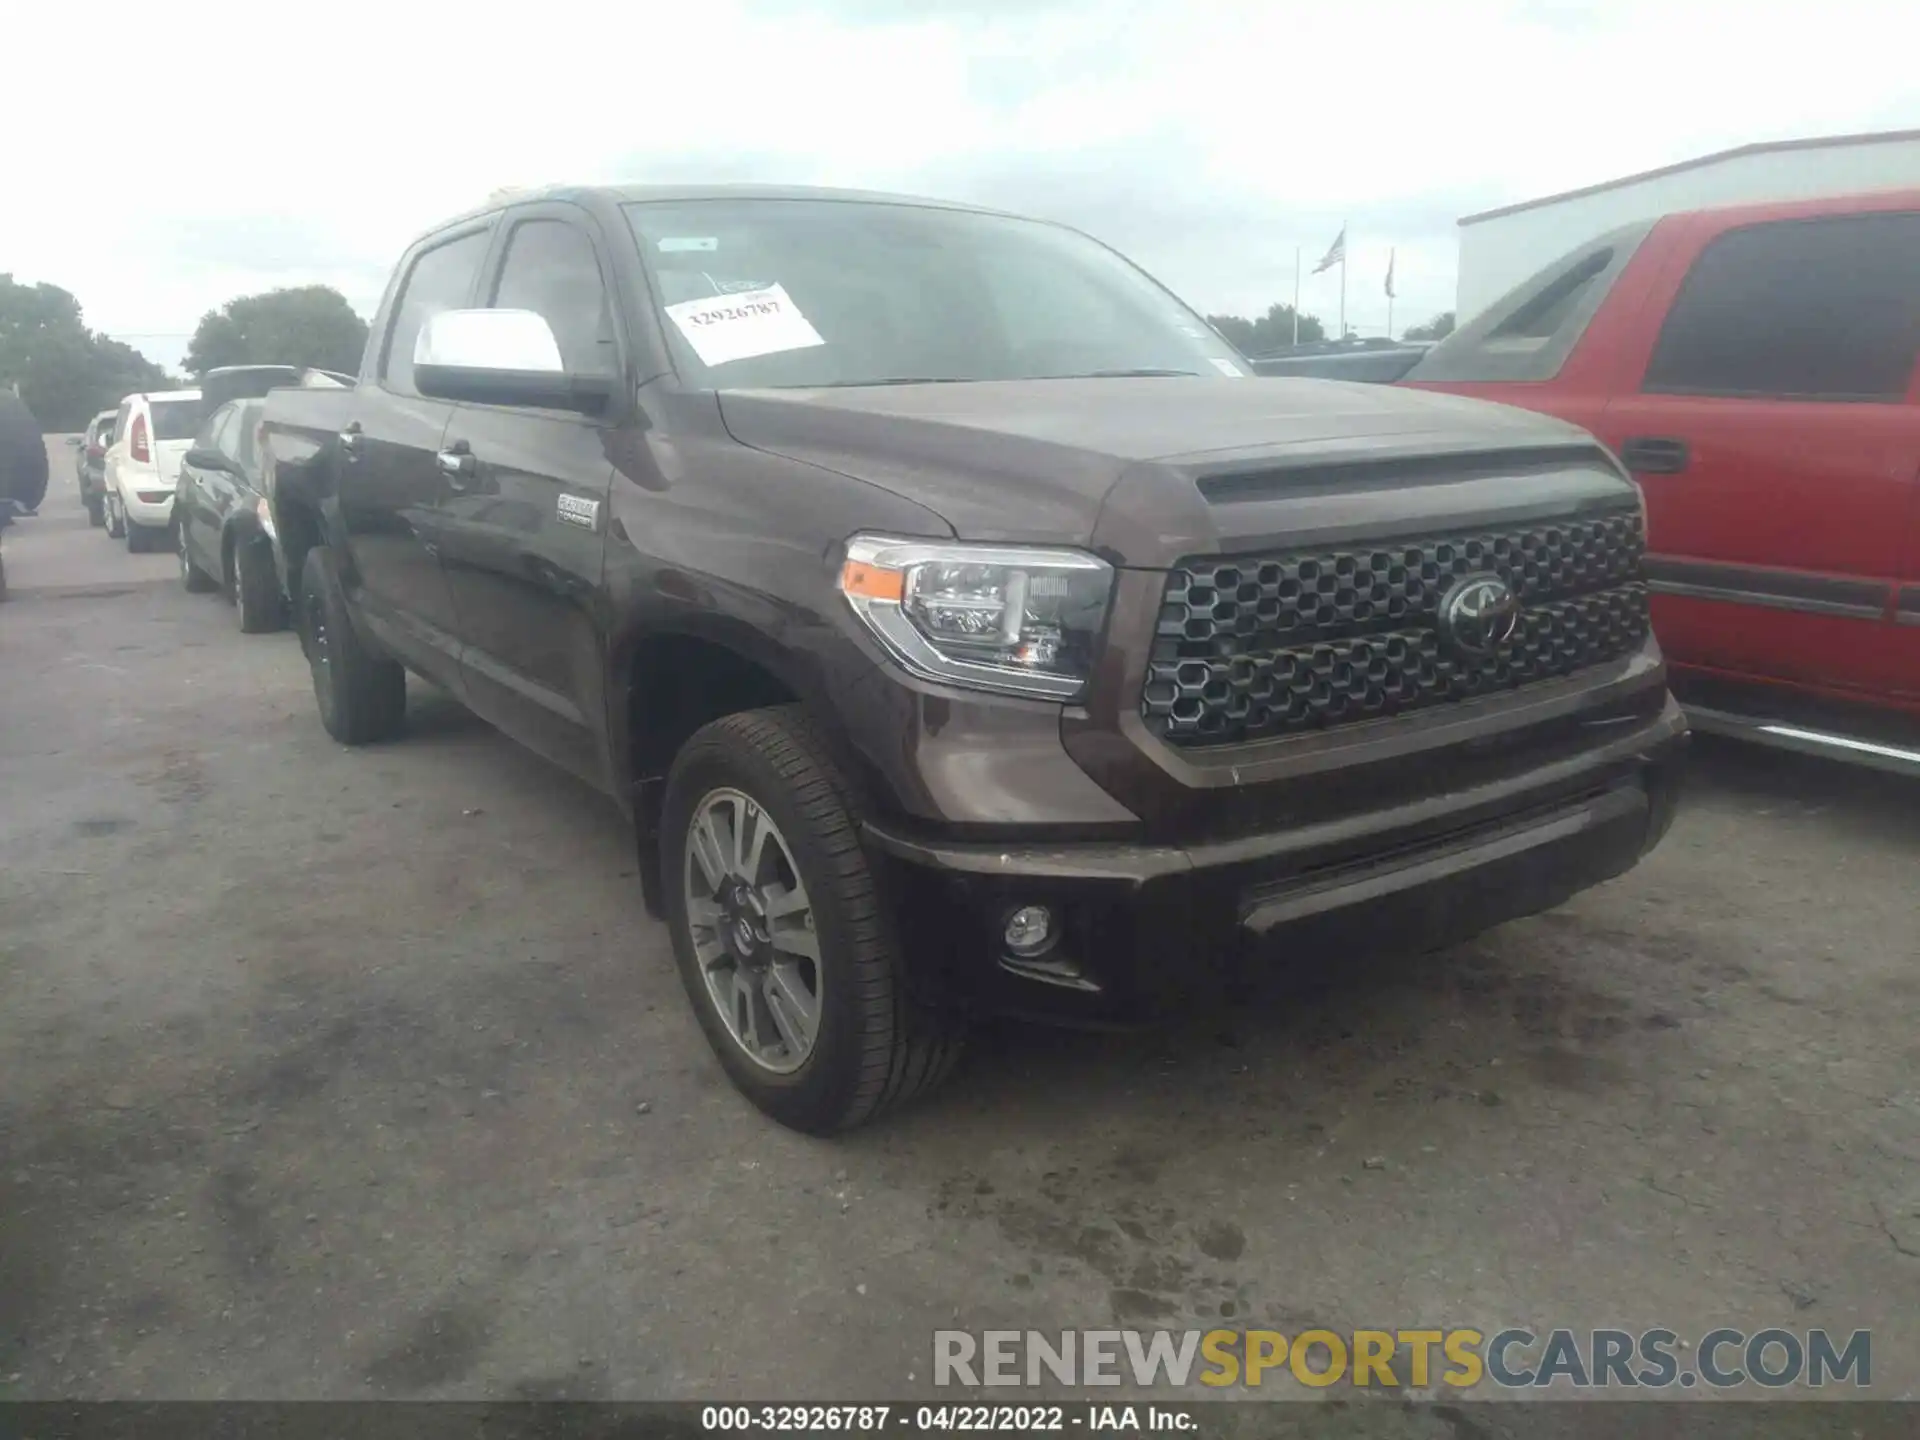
(380, 228, 491, 396)
(1641, 213, 1920, 401)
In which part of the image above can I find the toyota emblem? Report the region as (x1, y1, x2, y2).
(1440, 574, 1519, 656)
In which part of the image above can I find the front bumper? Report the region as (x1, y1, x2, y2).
(864, 700, 1686, 1024)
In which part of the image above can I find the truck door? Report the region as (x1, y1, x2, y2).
(1599, 211, 1920, 700)
(1894, 376, 1920, 703)
(434, 207, 621, 785)
(338, 223, 493, 689)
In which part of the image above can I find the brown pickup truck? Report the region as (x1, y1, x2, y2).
(261, 184, 1686, 1132)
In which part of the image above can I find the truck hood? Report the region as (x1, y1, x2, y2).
(716, 377, 1607, 563)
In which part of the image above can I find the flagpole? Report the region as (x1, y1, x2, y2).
(1385, 246, 1397, 339)
(1339, 221, 1347, 339)
(1292, 247, 1301, 346)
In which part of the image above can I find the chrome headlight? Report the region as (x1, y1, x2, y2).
(837, 535, 1114, 700)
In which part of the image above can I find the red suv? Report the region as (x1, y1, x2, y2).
(1344, 190, 1920, 772)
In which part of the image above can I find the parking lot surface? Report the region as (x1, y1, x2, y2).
(2, 471, 1918, 1406)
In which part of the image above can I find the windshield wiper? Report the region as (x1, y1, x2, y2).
(1070, 367, 1203, 378)
(814, 376, 982, 387)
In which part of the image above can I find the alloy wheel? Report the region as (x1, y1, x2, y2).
(682, 787, 821, 1074)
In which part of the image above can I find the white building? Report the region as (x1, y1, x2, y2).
(1455, 129, 1920, 322)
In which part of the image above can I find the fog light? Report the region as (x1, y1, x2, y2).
(1003, 905, 1056, 958)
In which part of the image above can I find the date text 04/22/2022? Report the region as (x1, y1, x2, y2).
(699, 1404, 1193, 1432)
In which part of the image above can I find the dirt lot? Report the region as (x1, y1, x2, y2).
(2, 461, 1918, 1408)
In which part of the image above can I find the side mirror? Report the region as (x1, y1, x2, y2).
(412, 309, 614, 413)
(184, 446, 232, 473)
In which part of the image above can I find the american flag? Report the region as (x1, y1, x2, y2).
(1312, 227, 1347, 274)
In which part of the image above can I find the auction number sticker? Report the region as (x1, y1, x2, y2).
(665, 283, 825, 367)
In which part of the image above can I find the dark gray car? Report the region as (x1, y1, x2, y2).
(75, 408, 116, 524)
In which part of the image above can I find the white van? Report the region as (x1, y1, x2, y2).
(102, 389, 202, 550)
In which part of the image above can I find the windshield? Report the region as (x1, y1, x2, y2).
(623, 198, 1248, 388)
(150, 399, 203, 442)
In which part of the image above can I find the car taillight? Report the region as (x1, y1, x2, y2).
(131, 413, 151, 463)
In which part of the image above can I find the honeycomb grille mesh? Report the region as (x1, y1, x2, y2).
(1141, 506, 1648, 746)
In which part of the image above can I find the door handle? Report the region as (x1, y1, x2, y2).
(1618, 436, 1689, 475)
(436, 440, 477, 489)
(339, 422, 363, 462)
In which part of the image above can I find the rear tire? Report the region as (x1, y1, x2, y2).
(127, 518, 161, 554)
(104, 493, 125, 539)
(298, 545, 406, 744)
(233, 537, 287, 633)
(86, 496, 105, 528)
(178, 522, 217, 592)
(661, 705, 964, 1133)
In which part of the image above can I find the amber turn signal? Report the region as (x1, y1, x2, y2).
(839, 559, 906, 603)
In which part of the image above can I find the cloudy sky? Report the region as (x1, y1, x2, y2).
(7, 0, 1916, 371)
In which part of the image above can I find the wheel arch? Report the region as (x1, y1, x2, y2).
(612, 617, 842, 920)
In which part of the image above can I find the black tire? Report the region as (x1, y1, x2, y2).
(661, 705, 963, 1133)
(104, 493, 125, 539)
(178, 522, 218, 592)
(86, 495, 105, 528)
(233, 536, 287, 633)
(127, 518, 161, 553)
(298, 545, 406, 744)
(0, 393, 48, 513)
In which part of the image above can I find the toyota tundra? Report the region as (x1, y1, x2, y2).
(259, 185, 1686, 1133)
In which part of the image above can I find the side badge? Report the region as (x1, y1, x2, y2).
(556, 494, 601, 531)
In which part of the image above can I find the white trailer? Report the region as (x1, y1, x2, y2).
(1456, 129, 1920, 322)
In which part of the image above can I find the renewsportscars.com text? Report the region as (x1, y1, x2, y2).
(934, 1327, 1871, 1391)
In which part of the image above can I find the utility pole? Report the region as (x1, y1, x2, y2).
(1292, 248, 1301, 346)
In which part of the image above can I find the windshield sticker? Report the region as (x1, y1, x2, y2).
(715, 278, 772, 294)
(665, 283, 826, 367)
(1210, 357, 1247, 378)
(657, 236, 719, 252)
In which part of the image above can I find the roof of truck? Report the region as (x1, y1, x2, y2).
(428, 183, 1018, 236)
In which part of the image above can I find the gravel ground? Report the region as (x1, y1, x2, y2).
(2, 461, 1917, 1413)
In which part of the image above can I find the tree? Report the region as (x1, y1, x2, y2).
(1204, 303, 1325, 356)
(185, 286, 369, 377)
(1404, 311, 1456, 341)
(0, 274, 172, 431)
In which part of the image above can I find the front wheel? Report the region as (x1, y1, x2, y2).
(232, 536, 287, 633)
(178, 521, 217, 592)
(662, 705, 963, 1133)
(298, 545, 406, 744)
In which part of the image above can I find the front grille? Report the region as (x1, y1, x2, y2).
(1141, 505, 1649, 747)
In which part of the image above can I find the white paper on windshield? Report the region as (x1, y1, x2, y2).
(658, 236, 718, 252)
(1210, 357, 1247, 377)
(665, 283, 825, 367)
